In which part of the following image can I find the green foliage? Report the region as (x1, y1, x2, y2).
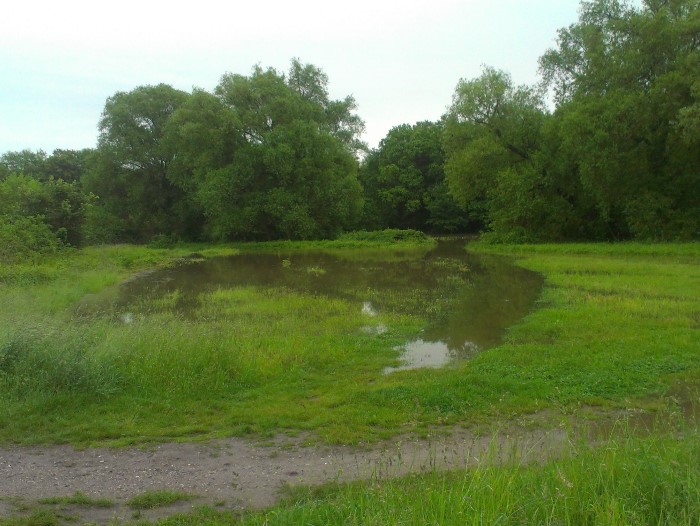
(336, 229, 431, 244)
(443, 68, 555, 239)
(538, 0, 700, 240)
(183, 60, 364, 240)
(360, 121, 471, 233)
(444, 1, 699, 242)
(0, 148, 92, 184)
(127, 490, 195, 510)
(0, 149, 94, 250)
(81, 60, 365, 244)
(80, 200, 126, 245)
(84, 83, 199, 242)
(0, 149, 47, 180)
(0, 172, 89, 261)
(0, 215, 59, 264)
(0, 173, 47, 217)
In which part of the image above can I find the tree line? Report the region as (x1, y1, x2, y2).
(1, 0, 698, 260)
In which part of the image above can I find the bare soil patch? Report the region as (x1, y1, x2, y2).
(1, 417, 577, 524)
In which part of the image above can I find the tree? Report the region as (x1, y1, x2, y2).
(0, 148, 92, 184)
(0, 173, 88, 247)
(42, 149, 92, 183)
(442, 68, 565, 240)
(166, 60, 364, 241)
(540, 0, 700, 239)
(84, 84, 196, 242)
(444, 67, 545, 205)
(0, 149, 47, 180)
(360, 121, 471, 233)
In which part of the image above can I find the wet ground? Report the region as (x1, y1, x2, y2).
(3, 242, 699, 523)
(77, 239, 543, 371)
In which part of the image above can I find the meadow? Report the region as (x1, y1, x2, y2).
(1, 238, 699, 447)
(1, 236, 699, 524)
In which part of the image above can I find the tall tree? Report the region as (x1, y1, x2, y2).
(360, 121, 471, 233)
(540, 0, 700, 239)
(443, 68, 559, 240)
(165, 60, 364, 241)
(84, 84, 197, 241)
(443, 67, 545, 205)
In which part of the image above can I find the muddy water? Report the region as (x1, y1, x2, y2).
(94, 239, 543, 371)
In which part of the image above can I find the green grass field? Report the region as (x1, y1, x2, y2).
(0, 239, 698, 447)
(1, 238, 699, 525)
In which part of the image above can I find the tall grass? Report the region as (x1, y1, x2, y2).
(127, 419, 700, 525)
(251, 429, 700, 525)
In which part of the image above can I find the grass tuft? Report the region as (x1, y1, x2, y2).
(136, 424, 700, 525)
(126, 490, 196, 510)
(37, 491, 113, 508)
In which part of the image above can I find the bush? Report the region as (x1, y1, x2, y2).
(337, 229, 431, 244)
(81, 203, 126, 245)
(0, 215, 59, 264)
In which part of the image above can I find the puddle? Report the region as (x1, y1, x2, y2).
(362, 301, 378, 317)
(81, 239, 543, 371)
(383, 338, 480, 374)
(361, 324, 388, 335)
(589, 382, 700, 440)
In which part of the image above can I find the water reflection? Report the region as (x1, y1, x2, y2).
(82, 239, 543, 371)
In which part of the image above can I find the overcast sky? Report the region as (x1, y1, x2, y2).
(0, 0, 581, 154)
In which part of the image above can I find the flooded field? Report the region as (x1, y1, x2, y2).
(89, 240, 543, 371)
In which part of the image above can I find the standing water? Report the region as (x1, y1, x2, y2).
(83, 239, 543, 372)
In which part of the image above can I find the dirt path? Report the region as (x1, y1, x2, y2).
(0, 423, 571, 523)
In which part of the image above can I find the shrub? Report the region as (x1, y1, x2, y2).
(0, 215, 59, 264)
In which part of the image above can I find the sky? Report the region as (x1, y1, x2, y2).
(0, 0, 582, 154)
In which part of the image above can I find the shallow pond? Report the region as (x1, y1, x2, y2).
(87, 239, 543, 372)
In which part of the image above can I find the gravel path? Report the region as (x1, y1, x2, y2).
(0, 424, 569, 522)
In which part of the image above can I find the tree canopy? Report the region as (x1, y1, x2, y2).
(2, 5, 699, 247)
(360, 121, 471, 233)
(442, 0, 700, 241)
(165, 60, 365, 240)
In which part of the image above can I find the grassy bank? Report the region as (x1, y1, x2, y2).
(0, 239, 698, 446)
(145, 423, 700, 525)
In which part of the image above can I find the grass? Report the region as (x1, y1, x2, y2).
(228, 228, 435, 251)
(86, 418, 698, 525)
(0, 509, 63, 526)
(0, 238, 699, 525)
(0, 492, 113, 526)
(126, 490, 196, 510)
(4, 422, 699, 525)
(38, 491, 113, 508)
(0, 239, 698, 446)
